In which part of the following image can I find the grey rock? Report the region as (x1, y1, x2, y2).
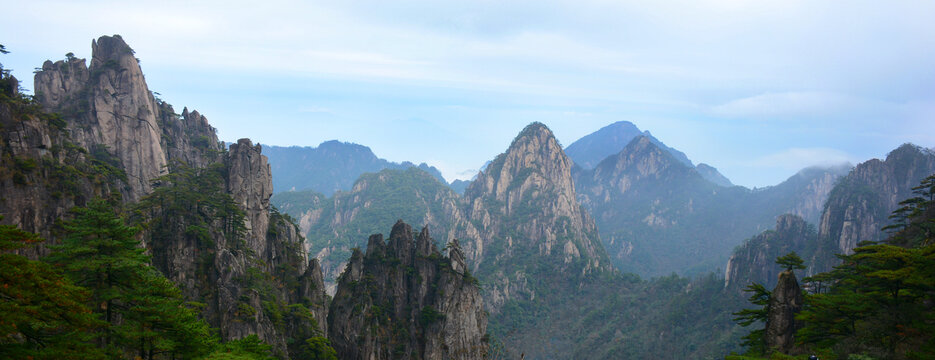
(765, 270, 803, 354)
(328, 221, 488, 360)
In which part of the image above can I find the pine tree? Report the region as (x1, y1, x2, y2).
(732, 283, 771, 355)
(0, 222, 104, 360)
(776, 252, 806, 271)
(796, 174, 935, 358)
(46, 199, 217, 358)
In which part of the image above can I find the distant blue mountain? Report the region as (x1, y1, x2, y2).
(262, 140, 446, 195)
(565, 121, 693, 169)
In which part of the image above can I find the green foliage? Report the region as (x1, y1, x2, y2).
(205, 335, 276, 360)
(135, 161, 246, 250)
(419, 306, 446, 326)
(46, 199, 217, 359)
(294, 337, 338, 360)
(733, 283, 772, 355)
(274, 168, 456, 281)
(0, 222, 105, 360)
(796, 175, 935, 359)
(776, 252, 806, 271)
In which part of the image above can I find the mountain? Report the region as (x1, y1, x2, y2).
(449, 178, 471, 194)
(328, 221, 487, 360)
(817, 143, 935, 257)
(271, 167, 478, 292)
(723, 214, 819, 289)
(459, 122, 612, 310)
(9, 35, 329, 357)
(696, 163, 733, 187)
(574, 136, 849, 277)
(565, 120, 693, 169)
(724, 143, 935, 288)
(262, 141, 446, 195)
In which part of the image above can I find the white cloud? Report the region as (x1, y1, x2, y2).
(747, 147, 856, 171)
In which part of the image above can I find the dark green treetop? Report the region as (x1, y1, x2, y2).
(776, 251, 806, 271)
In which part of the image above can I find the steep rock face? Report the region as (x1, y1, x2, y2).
(461, 122, 611, 310)
(34, 35, 166, 202)
(574, 136, 848, 277)
(765, 270, 803, 354)
(22, 35, 329, 357)
(159, 106, 223, 168)
(272, 167, 479, 293)
(328, 221, 487, 360)
(227, 139, 273, 258)
(724, 215, 817, 289)
(818, 144, 935, 256)
(0, 93, 119, 245)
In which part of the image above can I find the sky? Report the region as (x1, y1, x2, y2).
(2, 0, 934, 187)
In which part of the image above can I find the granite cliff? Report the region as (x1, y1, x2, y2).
(818, 144, 935, 256)
(10, 35, 329, 358)
(724, 215, 818, 289)
(724, 143, 935, 289)
(328, 221, 487, 360)
(271, 167, 479, 293)
(461, 122, 612, 310)
(765, 270, 803, 355)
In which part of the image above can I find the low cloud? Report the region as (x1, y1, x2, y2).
(748, 147, 856, 171)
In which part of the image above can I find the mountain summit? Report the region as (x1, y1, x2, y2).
(462, 122, 611, 310)
(565, 121, 693, 169)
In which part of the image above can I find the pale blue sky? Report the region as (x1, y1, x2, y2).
(3, 0, 934, 187)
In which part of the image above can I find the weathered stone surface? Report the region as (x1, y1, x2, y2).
(37, 36, 167, 202)
(19, 35, 330, 358)
(724, 215, 814, 289)
(765, 270, 803, 354)
(0, 97, 112, 247)
(460, 122, 612, 311)
(818, 144, 935, 257)
(227, 138, 273, 258)
(328, 221, 488, 360)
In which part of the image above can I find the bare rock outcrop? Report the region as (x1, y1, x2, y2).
(328, 221, 488, 360)
(724, 214, 815, 289)
(34, 35, 167, 202)
(461, 122, 612, 310)
(20, 35, 329, 358)
(765, 270, 803, 354)
(227, 138, 273, 258)
(818, 144, 935, 257)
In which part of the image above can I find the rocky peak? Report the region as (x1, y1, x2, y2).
(586, 135, 698, 196)
(226, 138, 273, 260)
(34, 35, 167, 202)
(328, 221, 488, 360)
(818, 143, 935, 256)
(724, 214, 815, 289)
(461, 122, 611, 310)
(696, 163, 733, 187)
(765, 270, 804, 354)
(564, 120, 693, 169)
(34, 57, 89, 109)
(776, 213, 807, 234)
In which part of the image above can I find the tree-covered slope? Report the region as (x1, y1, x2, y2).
(271, 167, 474, 290)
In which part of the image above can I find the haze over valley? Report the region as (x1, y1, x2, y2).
(2, 2, 935, 359)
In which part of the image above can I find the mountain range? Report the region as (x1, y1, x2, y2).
(4, 34, 934, 360)
(262, 141, 446, 195)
